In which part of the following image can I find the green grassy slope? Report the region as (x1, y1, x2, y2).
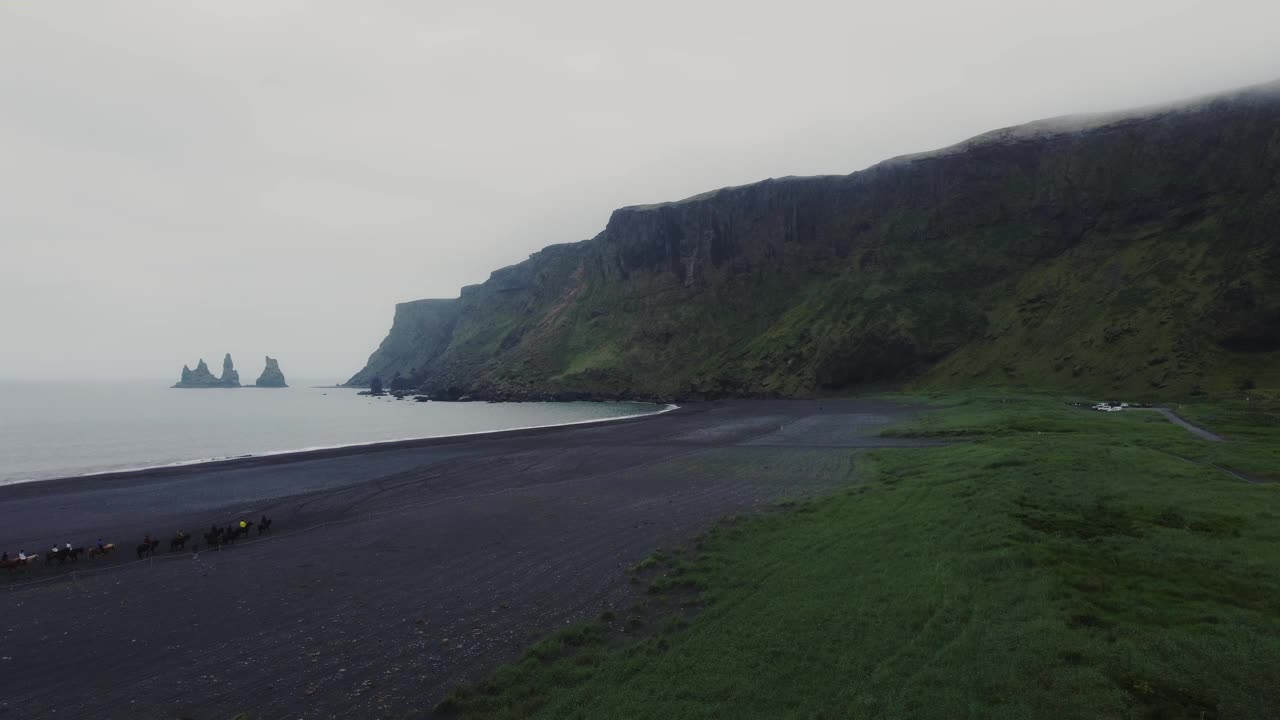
(919, 200, 1280, 397)
(350, 81, 1280, 400)
(441, 392, 1280, 719)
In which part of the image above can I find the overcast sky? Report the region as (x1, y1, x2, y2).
(2, 1, 1277, 382)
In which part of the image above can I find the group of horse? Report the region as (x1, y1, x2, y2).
(199, 516, 274, 553)
(1, 515, 275, 576)
(1, 543, 112, 574)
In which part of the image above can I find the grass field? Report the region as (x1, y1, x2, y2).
(439, 391, 1280, 719)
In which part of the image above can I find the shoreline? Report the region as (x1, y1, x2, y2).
(0, 398, 925, 718)
(0, 402, 679, 497)
(0, 394, 926, 712)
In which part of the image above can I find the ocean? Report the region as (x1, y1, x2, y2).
(0, 380, 663, 485)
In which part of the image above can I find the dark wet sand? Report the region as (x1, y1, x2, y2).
(0, 399, 933, 719)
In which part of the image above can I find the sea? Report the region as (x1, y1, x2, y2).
(0, 380, 664, 486)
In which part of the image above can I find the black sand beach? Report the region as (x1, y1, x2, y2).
(0, 399, 930, 719)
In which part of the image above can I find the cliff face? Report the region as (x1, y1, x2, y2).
(347, 299, 459, 388)
(349, 81, 1280, 399)
(255, 356, 288, 387)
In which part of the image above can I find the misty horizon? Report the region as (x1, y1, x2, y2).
(3, 1, 1278, 382)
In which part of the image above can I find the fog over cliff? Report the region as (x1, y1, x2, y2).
(1, 1, 1278, 381)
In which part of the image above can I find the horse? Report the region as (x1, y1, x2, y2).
(44, 546, 82, 566)
(257, 517, 273, 535)
(46, 545, 78, 563)
(88, 543, 115, 559)
(234, 521, 256, 539)
(136, 539, 160, 559)
(169, 532, 190, 552)
(3, 555, 39, 574)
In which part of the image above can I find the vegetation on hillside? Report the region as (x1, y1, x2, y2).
(440, 392, 1280, 719)
(350, 82, 1280, 401)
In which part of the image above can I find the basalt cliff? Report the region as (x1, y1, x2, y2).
(349, 81, 1280, 400)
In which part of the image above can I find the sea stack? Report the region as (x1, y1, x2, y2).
(173, 359, 220, 387)
(220, 353, 240, 387)
(172, 354, 242, 388)
(255, 356, 288, 387)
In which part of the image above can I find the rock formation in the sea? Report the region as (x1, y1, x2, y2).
(219, 354, 240, 387)
(254, 356, 288, 387)
(173, 359, 220, 388)
(348, 79, 1280, 400)
(172, 354, 242, 388)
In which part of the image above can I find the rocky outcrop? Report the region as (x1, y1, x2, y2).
(254, 356, 288, 387)
(174, 359, 220, 388)
(347, 300, 458, 388)
(172, 354, 242, 388)
(349, 79, 1280, 399)
(220, 354, 240, 387)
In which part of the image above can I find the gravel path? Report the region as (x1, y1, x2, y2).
(1150, 407, 1225, 442)
(0, 399, 930, 719)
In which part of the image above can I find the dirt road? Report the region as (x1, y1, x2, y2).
(1150, 407, 1225, 442)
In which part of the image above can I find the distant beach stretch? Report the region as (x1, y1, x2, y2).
(0, 399, 926, 718)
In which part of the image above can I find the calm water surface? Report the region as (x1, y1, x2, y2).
(0, 381, 662, 485)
